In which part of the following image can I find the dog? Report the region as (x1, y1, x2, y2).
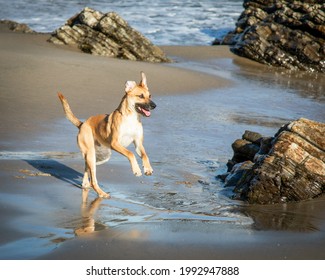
(58, 72, 156, 198)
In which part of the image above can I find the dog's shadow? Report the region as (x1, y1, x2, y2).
(25, 159, 83, 189)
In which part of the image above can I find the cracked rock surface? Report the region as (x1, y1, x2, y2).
(48, 7, 171, 63)
(223, 118, 325, 204)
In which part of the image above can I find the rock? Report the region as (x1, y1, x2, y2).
(217, 0, 325, 73)
(224, 129, 272, 172)
(254, 136, 273, 162)
(48, 7, 171, 63)
(218, 130, 266, 180)
(242, 130, 263, 144)
(231, 138, 260, 163)
(212, 31, 239, 45)
(225, 118, 325, 204)
(0, 20, 35, 33)
(224, 161, 254, 188)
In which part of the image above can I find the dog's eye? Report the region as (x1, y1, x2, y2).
(138, 94, 145, 99)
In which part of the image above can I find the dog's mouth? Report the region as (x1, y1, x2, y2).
(135, 101, 156, 117)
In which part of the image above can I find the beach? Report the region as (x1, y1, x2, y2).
(0, 25, 325, 260)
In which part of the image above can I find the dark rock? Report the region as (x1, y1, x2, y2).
(220, 130, 266, 173)
(232, 138, 260, 162)
(217, 0, 325, 73)
(0, 20, 35, 33)
(226, 159, 237, 172)
(223, 130, 265, 172)
(216, 172, 229, 181)
(242, 130, 263, 144)
(48, 7, 171, 63)
(254, 136, 273, 162)
(228, 118, 325, 204)
(224, 161, 254, 188)
(212, 31, 238, 45)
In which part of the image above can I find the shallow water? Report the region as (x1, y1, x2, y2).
(90, 72, 324, 232)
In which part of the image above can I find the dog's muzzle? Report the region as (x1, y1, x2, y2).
(136, 100, 156, 117)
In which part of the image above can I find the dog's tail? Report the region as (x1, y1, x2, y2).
(57, 92, 83, 128)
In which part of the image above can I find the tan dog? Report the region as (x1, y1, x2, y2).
(58, 72, 156, 198)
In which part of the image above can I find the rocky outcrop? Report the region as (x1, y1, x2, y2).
(0, 20, 35, 33)
(215, 0, 325, 73)
(220, 118, 325, 204)
(48, 7, 171, 63)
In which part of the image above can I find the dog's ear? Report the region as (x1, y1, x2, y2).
(125, 81, 137, 93)
(139, 72, 148, 89)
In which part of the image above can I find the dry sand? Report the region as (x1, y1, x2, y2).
(1, 25, 325, 260)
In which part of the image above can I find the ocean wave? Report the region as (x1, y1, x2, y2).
(0, 0, 243, 45)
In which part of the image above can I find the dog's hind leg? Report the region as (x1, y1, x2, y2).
(85, 148, 110, 198)
(81, 162, 91, 189)
(78, 127, 110, 199)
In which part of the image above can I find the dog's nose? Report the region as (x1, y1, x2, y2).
(150, 100, 156, 109)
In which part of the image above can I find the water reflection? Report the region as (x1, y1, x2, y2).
(237, 199, 323, 232)
(74, 189, 106, 236)
(73, 182, 323, 234)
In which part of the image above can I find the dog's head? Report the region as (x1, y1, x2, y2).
(125, 72, 156, 117)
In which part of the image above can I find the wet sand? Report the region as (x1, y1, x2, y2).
(1, 26, 325, 260)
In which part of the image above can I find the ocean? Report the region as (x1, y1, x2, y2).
(0, 0, 243, 45)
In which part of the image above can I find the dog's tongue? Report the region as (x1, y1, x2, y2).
(141, 108, 151, 117)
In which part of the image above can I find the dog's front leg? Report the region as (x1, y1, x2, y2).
(111, 142, 142, 176)
(135, 143, 153, 176)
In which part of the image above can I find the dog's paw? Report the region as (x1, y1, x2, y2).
(134, 170, 142, 177)
(144, 167, 153, 176)
(132, 165, 142, 177)
(99, 192, 111, 199)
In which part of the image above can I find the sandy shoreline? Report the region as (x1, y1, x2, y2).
(1, 26, 325, 260)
